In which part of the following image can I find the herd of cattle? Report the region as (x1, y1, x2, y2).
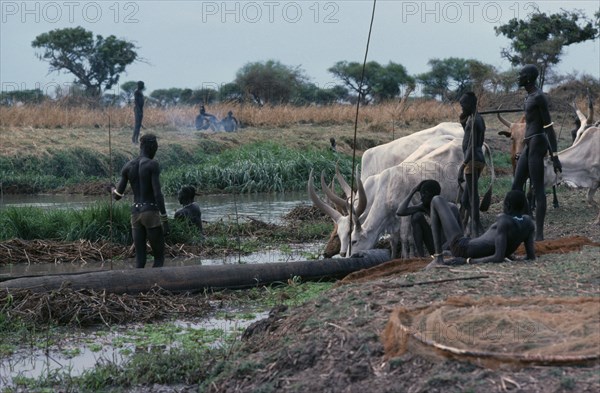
(309, 103, 600, 259)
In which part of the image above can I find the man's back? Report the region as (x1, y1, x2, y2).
(472, 213, 535, 257)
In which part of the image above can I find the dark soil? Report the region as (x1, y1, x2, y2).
(196, 190, 599, 393)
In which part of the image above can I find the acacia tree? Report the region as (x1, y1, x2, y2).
(32, 27, 139, 97)
(495, 8, 598, 88)
(328, 60, 414, 103)
(417, 58, 495, 100)
(235, 60, 308, 106)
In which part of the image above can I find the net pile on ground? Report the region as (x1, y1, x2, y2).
(382, 296, 600, 368)
(0, 285, 212, 327)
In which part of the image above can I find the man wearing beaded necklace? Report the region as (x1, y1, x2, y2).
(112, 133, 169, 268)
(511, 64, 562, 241)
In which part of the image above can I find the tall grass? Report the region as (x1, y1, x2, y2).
(0, 100, 457, 129)
(162, 141, 353, 194)
(0, 203, 131, 243)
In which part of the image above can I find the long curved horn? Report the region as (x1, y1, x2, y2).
(355, 167, 367, 217)
(497, 112, 512, 128)
(335, 163, 353, 199)
(351, 204, 361, 231)
(586, 91, 594, 126)
(321, 171, 347, 213)
(480, 142, 495, 212)
(308, 169, 342, 222)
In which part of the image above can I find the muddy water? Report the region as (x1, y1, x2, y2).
(0, 309, 269, 389)
(0, 193, 328, 388)
(0, 191, 312, 225)
(0, 191, 327, 278)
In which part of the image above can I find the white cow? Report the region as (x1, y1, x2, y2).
(349, 139, 465, 255)
(309, 134, 462, 258)
(360, 122, 463, 180)
(544, 126, 600, 224)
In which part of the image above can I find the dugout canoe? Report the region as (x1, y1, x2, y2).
(0, 250, 390, 294)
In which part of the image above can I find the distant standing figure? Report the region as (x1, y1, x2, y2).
(221, 111, 239, 132)
(112, 133, 169, 268)
(174, 185, 203, 234)
(329, 137, 337, 152)
(133, 81, 145, 144)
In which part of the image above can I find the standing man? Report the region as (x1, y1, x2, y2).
(512, 64, 562, 241)
(458, 91, 486, 236)
(112, 134, 169, 268)
(132, 81, 145, 144)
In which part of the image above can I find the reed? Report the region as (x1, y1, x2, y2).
(0, 100, 457, 129)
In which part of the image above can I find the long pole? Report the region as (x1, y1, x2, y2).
(470, 113, 476, 236)
(108, 114, 113, 270)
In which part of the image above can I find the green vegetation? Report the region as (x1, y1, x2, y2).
(1, 140, 353, 196)
(159, 141, 353, 194)
(0, 279, 332, 391)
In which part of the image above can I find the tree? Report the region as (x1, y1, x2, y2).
(235, 60, 309, 105)
(150, 88, 184, 107)
(417, 58, 496, 100)
(328, 60, 414, 103)
(120, 81, 138, 104)
(495, 8, 599, 88)
(32, 26, 139, 96)
(0, 89, 45, 106)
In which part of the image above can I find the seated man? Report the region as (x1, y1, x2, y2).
(396, 180, 460, 257)
(174, 186, 202, 234)
(195, 105, 218, 130)
(221, 111, 238, 132)
(426, 190, 535, 269)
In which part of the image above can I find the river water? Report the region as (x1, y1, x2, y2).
(0, 191, 328, 277)
(0, 191, 327, 388)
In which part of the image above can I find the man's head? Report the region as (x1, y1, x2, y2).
(140, 134, 158, 158)
(419, 180, 441, 208)
(459, 92, 477, 115)
(137, 81, 145, 90)
(518, 65, 539, 87)
(228, 111, 233, 117)
(178, 185, 196, 205)
(503, 190, 528, 215)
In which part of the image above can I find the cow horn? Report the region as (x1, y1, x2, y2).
(572, 101, 587, 126)
(335, 163, 353, 199)
(586, 91, 594, 126)
(497, 112, 512, 128)
(355, 167, 367, 218)
(351, 205, 362, 231)
(308, 169, 342, 222)
(320, 171, 347, 214)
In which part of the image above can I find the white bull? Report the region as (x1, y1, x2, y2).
(309, 133, 461, 258)
(544, 126, 600, 224)
(360, 122, 463, 180)
(349, 139, 465, 255)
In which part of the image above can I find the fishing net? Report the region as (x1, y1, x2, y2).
(382, 296, 600, 368)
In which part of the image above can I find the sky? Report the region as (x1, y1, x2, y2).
(1, 0, 599, 97)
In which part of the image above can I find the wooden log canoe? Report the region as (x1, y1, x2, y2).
(0, 250, 390, 294)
